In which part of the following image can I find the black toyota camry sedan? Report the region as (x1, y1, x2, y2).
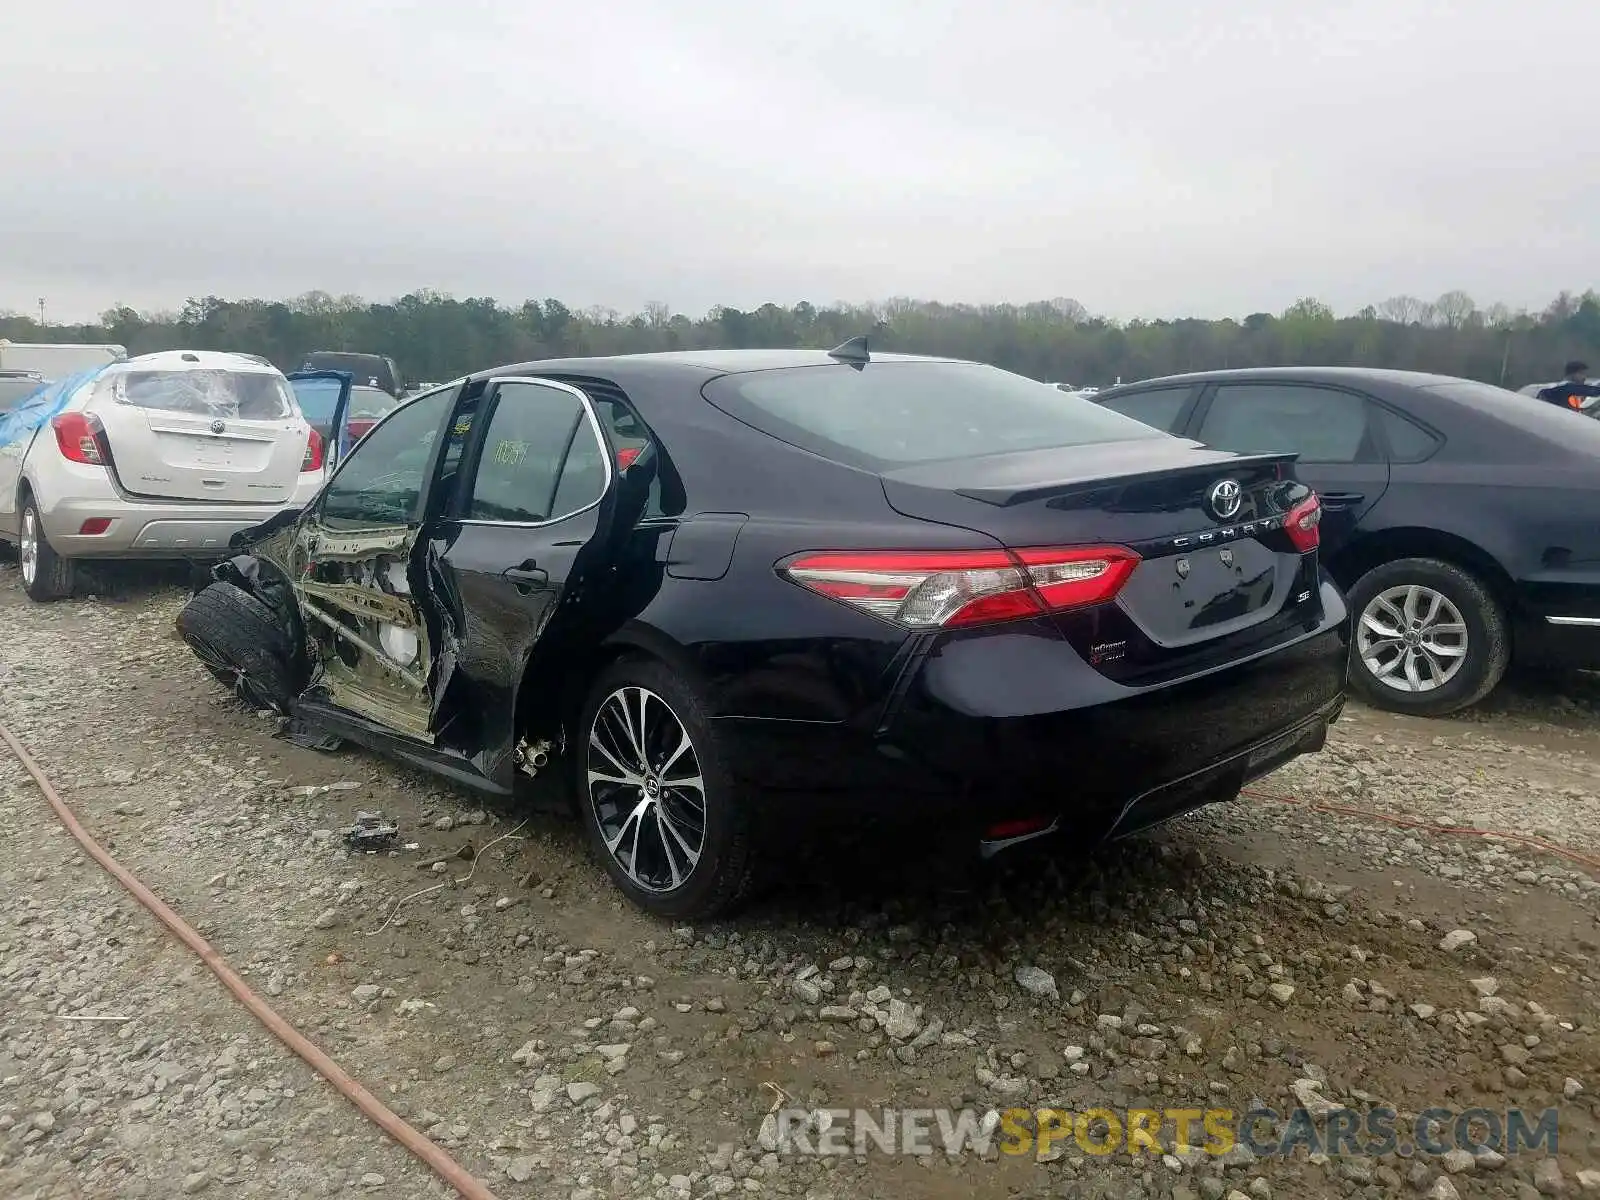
(179, 343, 1349, 917)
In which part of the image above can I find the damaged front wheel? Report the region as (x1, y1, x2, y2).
(178, 582, 305, 712)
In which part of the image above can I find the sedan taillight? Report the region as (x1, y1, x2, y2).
(50, 412, 111, 466)
(782, 546, 1140, 629)
(1284, 494, 1322, 553)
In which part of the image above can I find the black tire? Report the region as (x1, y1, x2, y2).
(176, 581, 304, 712)
(19, 496, 74, 602)
(1346, 557, 1509, 717)
(574, 656, 757, 919)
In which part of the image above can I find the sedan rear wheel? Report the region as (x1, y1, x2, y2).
(1347, 557, 1508, 716)
(577, 658, 756, 918)
(19, 498, 75, 602)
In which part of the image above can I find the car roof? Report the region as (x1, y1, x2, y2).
(1100, 366, 1470, 392)
(110, 350, 284, 375)
(468, 348, 961, 384)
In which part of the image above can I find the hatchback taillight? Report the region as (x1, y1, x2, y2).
(1285, 495, 1322, 553)
(782, 545, 1141, 629)
(302, 428, 324, 473)
(50, 412, 110, 466)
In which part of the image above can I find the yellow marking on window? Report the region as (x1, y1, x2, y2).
(492, 438, 529, 467)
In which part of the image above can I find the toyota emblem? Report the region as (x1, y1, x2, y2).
(1207, 478, 1243, 521)
(209, 419, 226, 434)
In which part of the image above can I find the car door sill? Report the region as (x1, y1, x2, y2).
(293, 698, 511, 796)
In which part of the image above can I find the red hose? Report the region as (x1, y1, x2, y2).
(0, 720, 504, 1200)
(1241, 786, 1600, 872)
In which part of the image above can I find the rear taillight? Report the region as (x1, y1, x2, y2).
(302, 427, 324, 472)
(1284, 494, 1321, 553)
(783, 545, 1140, 629)
(617, 447, 642, 469)
(50, 412, 110, 466)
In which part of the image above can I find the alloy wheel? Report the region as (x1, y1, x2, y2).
(586, 686, 707, 893)
(1356, 584, 1468, 693)
(19, 508, 38, 587)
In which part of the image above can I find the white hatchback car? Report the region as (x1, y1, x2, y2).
(0, 350, 324, 601)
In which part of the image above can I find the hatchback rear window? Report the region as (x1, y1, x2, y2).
(703, 361, 1165, 470)
(109, 370, 295, 420)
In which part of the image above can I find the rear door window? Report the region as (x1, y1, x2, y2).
(1196, 384, 1376, 463)
(703, 361, 1166, 471)
(1095, 387, 1193, 433)
(465, 381, 605, 524)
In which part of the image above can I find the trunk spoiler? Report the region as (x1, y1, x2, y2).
(919, 446, 1300, 507)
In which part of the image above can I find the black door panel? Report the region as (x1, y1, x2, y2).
(427, 377, 616, 782)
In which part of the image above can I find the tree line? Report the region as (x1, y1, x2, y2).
(4, 288, 1598, 390)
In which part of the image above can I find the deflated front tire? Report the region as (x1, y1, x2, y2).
(177, 582, 305, 713)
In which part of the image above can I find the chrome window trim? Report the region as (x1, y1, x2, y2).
(456, 375, 614, 529)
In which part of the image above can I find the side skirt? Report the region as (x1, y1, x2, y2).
(291, 698, 512, 797)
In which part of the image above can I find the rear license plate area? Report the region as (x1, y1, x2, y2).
(1169, 545, 1273, 613)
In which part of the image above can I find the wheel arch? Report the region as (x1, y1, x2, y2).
(512, 619, 707, 758)
(1326, 527, 1518, 615)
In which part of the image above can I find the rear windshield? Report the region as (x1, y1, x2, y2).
(702, 360, 1166, 470)
(111, 370, 295, 420)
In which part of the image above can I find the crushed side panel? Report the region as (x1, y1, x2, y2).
(290, 526, 435, 740)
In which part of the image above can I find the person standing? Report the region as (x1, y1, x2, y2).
(1536, 361, 1600, 411)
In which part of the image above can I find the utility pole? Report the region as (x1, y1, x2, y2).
(37, 298, 45, 325)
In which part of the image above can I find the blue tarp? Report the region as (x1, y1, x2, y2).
(0, 367, 108, 452)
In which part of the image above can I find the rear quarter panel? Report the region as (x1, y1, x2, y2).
(593, 399, 998, 726)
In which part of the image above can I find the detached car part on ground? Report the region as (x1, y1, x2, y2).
(1092, 368, 1600, 718)
(0, 350, 325, 601)
(177, 346, 1349, 918)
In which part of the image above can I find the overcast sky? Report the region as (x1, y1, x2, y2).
(2, 0, 1594, 323)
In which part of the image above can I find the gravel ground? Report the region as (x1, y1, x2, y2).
(1, 561, 1596, 1200)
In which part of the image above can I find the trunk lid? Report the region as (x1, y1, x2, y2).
(92, 367, 309, 504)
(880, 438, 1323, 679)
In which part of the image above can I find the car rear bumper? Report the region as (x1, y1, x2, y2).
(39, 494, 301, 559)
(30, 466, 320, 559)
(717, 580, 1350, 843)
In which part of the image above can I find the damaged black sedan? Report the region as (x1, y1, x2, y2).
(178, 343, 1350, 917)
